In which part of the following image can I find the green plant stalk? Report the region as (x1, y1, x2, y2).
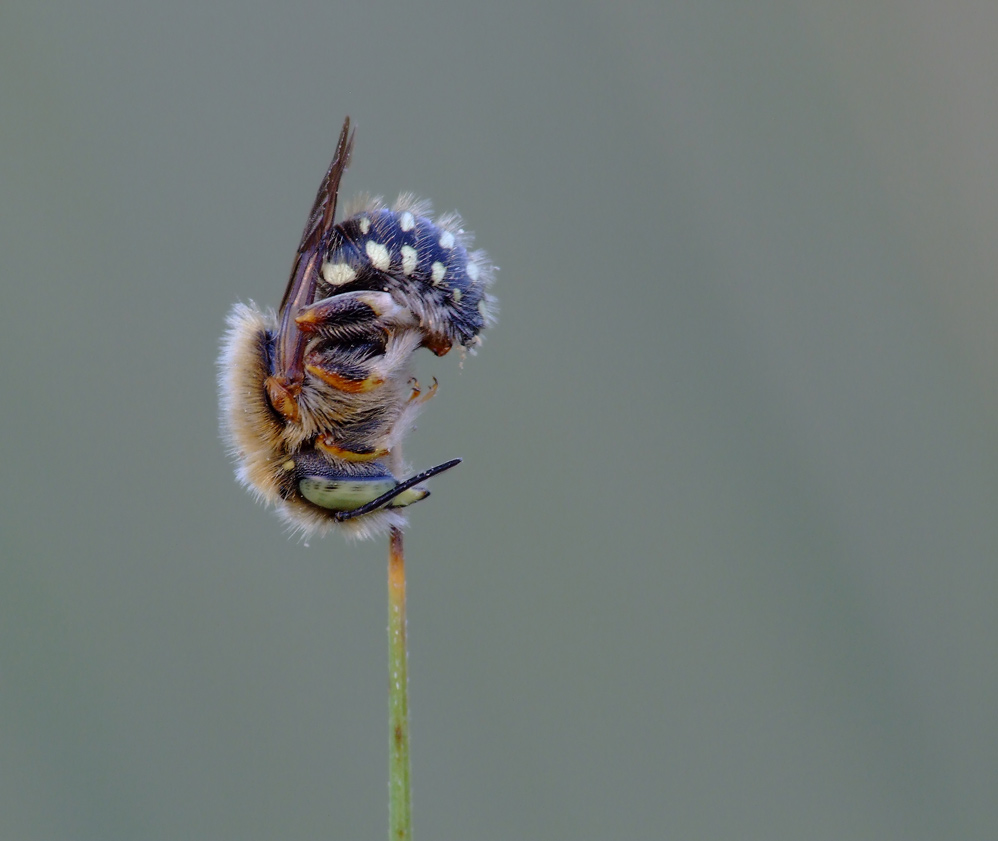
(387, 527, 412, 841)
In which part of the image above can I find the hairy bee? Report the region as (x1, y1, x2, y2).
(218, 118, 496, 539)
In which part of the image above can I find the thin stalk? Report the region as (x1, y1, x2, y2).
(387, 526, 412, 841)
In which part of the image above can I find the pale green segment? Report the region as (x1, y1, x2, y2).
(299, 477, 428, 511)
(390, 487, 429, 507)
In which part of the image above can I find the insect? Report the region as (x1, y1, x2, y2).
(218, 117, 496, 539)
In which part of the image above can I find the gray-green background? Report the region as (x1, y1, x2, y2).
(3, 2, 996, 839)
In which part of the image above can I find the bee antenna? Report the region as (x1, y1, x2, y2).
(333, 458, 462, 521)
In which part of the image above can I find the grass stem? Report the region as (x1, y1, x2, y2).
(387, 527, 412, 840)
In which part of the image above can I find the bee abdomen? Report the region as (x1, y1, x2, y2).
(319, 199, 496, 351)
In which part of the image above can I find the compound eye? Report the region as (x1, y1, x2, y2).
(299, 475, 428, 512)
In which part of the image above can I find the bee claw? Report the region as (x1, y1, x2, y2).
(408, 376, 438, 404)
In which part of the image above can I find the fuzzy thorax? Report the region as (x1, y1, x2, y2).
(219, 302, 421, 540)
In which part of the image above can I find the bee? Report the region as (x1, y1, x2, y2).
(218, 118, 496, 539)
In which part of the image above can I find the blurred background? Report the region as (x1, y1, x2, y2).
(2, 2, 996, 839)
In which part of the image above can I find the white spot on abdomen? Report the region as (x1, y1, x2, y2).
(399, 211, 415, 232)
(400, 246, 418, 276)
(322, 261, 358, 286)
(365, 240, 391, 271)
(359, 217, 371, 234)
(431, 261, 447, 285)
(466, 261, 480, 282)
(439, 230, 455, 249)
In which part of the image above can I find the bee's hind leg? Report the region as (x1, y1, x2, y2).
(304, 339, 390, 393)
(296, 291, 415, 341)
(314, 433, 389, 463)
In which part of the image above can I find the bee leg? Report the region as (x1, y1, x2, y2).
(305, 340, 389, 393)
(407, 376, 439, 404)
(265, 376, 302, 422)
(296, 291, 415, 341)
(315, 433, 389, 463)
(333, 458, 463, 521)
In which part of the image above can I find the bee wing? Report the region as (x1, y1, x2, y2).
(271, 118, 355, 387)
(278, 117, 356, 314)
